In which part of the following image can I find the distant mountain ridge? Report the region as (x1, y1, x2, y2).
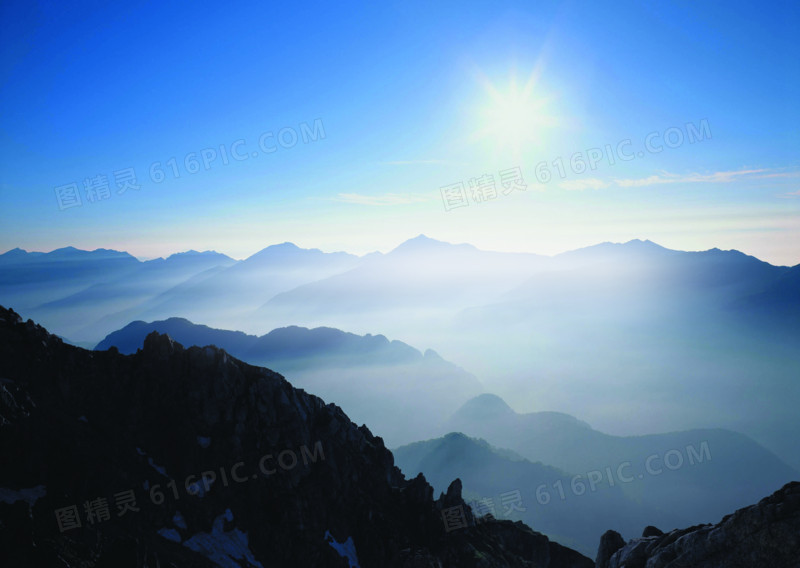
(254, 234, 550, 333)
(393, 432, 669, 557)
(3, 237, 797, 470)
(0, 245, 139, 263)
(97, 317, 438, 366)
(4, 237, 794, 346)
(394, 425, 800, 558)
(95, 317, 484, 447)
(443, 394, 799, 529)
(0, 241, 359, 343)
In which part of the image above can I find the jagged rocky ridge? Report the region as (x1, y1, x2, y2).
(595, 481, 800, 568)
(0, 306, 592, 567)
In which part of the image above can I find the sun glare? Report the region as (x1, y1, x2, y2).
(473, 70, 558, 160)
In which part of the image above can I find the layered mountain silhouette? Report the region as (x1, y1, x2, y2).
(0, 247, 143, 319)
(0, 242, 357, 344)
(443, 242, 800, 471)
(0, 306, 594, 567)
(95, 317, 483, 447)
(2, 236, 798, 473)
(393, 432, 662, 557)
(0, 247, 236, 345)
(252, 238, 799, 470)
(254, 234, 548, 335)
(442, 394, 798, 534)
(129, 242, 359, 332)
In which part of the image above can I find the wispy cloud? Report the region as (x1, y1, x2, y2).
(558, 178, 611, 191)
(334, 192, 432, 206)
(777, 189, 800, 199)
(614, 168, 775, 187)
(760, 171, 800, 179)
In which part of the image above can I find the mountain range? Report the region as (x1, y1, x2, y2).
(440, 394, 798, 524)
(2, 236, 798, 472)
(94, 317, 483, 446)
(393, 422, 797, 558)
(393, 433, 654, 556)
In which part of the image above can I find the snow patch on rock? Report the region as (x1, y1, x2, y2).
(325, 530, 360, 568)
(182, 508, 264, 568)
(158, 527, 181, 543)
(0, 485, 46, 506)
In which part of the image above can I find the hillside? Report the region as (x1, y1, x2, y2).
(0, 305, 592, 567)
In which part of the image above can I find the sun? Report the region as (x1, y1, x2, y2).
(472, 70, 558, 160)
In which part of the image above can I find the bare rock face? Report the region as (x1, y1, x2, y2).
(0, 306, 592, 567)
(596, 530, 626, 568)
(600, 481, 800, 568)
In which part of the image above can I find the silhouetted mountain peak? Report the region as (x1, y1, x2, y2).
(38, 246, 139, 263)
(622, 238, 663, 248)
(696, 246, 774, 266)
(558, 239, 675, 261)
(244, 242, 302, 261)
(442, 431, 471, 442)
(269, 241, 302, 251)
(451, 393, 515, 421)
(164, 250, 234, 262)
(410, 233, 436, 243)
(142, 330, 185, 358)
(0, 247, 27, 256)
(423, 348, 443, 360)
(0, 247, 42, 265)
(242, 242, 357, 268)
(390, 234, 477, 255)
(435, 432, 524, 459)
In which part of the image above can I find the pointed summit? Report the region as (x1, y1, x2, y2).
(450, 393, 515, 422)
(243, 242, 356, 265)
(390, 234, 476, 255)
(165, 250, 234, 263)
(247, 242, 303, 259)
(556, 239, 676, 262)
(622, 238, 667, 249)
(1, 247, 27, 256)
(0, 248, 36, 264)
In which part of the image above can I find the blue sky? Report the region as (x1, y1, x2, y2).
(1, 0, 798, 263)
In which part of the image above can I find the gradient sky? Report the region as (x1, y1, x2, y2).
(1, 0, 798, 264)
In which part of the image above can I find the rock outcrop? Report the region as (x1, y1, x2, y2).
(599, 481, 800, 567)
(596, 530, 626, 568)
(0, 306, 592, 567)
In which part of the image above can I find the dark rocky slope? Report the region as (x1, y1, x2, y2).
(94, 317, 485, 447)
(595, 481, 800, 568)
(0, 306, 591, 567)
